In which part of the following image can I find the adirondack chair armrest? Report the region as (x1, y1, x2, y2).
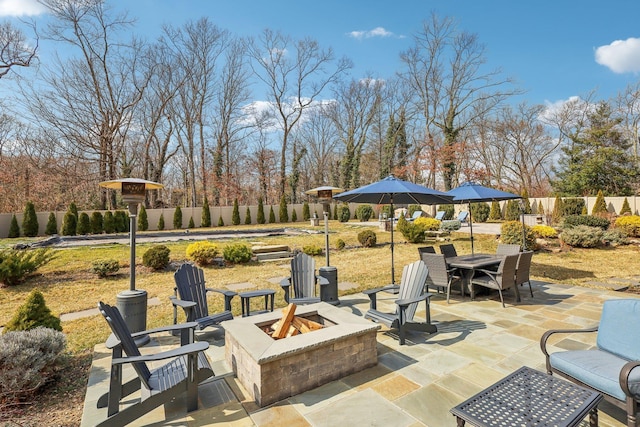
(105, 321, 200, 348)
(205, 288, 237, 311)
(540, 325, 598, 358)
(395, 292, 432, 308)
(316, 275, 329, 286)
(363, 285, 400, 310)
(170, 297, 197, 310)
(111, 341, 209, 365)
(280, 277, 292, 288)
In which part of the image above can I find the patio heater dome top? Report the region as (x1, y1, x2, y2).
(99, 178, 164, 204)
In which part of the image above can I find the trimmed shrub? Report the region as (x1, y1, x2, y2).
(4, 290, 61, 332)
(142, 245, 171, 270)
(22, 202, 39, 237)
(357, 230, 377, 247)
(8, 214, 20, 238)
(335, 238, 346, 250)
(333, 203, 338, 220)
(396, 214, 409, 234)
(562, 215, 610, 230)
(188, 216, 195, 229)
(399, 221, 426, 243)
(114, 210, 129, 232)
(61, 210, 77, 236)
(302, 244, 323, 256)
(90, 212, 103, 234)
(92, 259, 120, 278)
(245, 207, 252, 225)
(45, 212, 58, 236)
(291, 208, 298, 222)
(489, 201, 502, 220)
(531, 225, 558, 239)
(442, 205, 455, 220)
(591, 190, 607, 215)
(76, 212, 91, 235)
(232, 199, 241, 225)
(103, 211, 116, 233)
(470, 202, 490, 223)
(201, 197, 211, 227)
(355, 205, 374, 222)
(222, 242, 253, 264)
(537, 201, 545, 215)
(560, 225, 604, 248)
(0, 249, 54, 287)
(186, 241, 219, 266)
(157, 213, 165, 231)
(269, 206, 276, 223)
(337, 204, 351, 222)
(552, 196, 564, 224)
(603, 229, 628, 246)
(279, 195, 289, 223)
(615, 215, 640, 237)
(257, 198, 266, 224)
(440, 220, 461, 232)
(302, 202, 311, 221)
(414, 217, 440, 231)
(0, 327, 66, 407)
(69, 202, 78, 220)
(218, 216, 224, 226)
(138, 205, 148, 231)
(173, 206, 183, 229)
(620, 198, 632, 215)
(500, 221, 536, 250)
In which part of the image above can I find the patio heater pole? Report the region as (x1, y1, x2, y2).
(323, 207, 330, 267)
(519, 199, 526, 251)
(390, 198, 395, 285)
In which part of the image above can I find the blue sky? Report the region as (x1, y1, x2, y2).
(3, 0, 640, 108)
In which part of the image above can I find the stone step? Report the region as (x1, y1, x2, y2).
(252, 244, 290, 254)
(584, 281, 629, 292)
(256, 251, 293, 262)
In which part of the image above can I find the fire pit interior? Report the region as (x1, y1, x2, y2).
(223, 302, 380, 407)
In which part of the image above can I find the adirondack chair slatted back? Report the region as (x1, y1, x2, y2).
(396, 260, 429, 322)
(98, 302, 152, 387)
(291, 253, 317, 299)
(496, 254, 519, 289)
(175, 264, 208, 321)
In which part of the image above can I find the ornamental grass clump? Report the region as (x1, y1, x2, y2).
(186, 241, 219, 266)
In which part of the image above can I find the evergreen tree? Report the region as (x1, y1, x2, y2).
(137, 205, 149, 231)
(232, 198, 241, 225)
(505, 200, 520, 221)
(218, 216, 224, 226)
(269, 206, 276, 223)
(279, 195, 289, 223)
(114, 210, 129, 232)
(103, 211, 116, 233)
(22, 201, 39, 237)
(201, 197, 211, 227)
(257, 197, 266, 224)
(620, 197, 632, 215)
(188, 216, 195, 228)
(69, 202, 78, 220)
(173, 206, 183, 229)
(157, 213, 165, 230)
(4, 289, 62, 332)
(8, 214, 20, 238)
(302, 201, 310, 221)
(291, 208, 297, 222)
(552, 101, 638, 196)
(489, 201, 502, 220)
(77, 212, 91, 234)
(333, 203, 338, 220)
(90, 212, 103, 234)
(61, 210, 77, 236)
(552, 196, 564, 225)
(45, 212, 58, 235)
(244, 207, 252, 224)
(591, 190, 607, 215)
(537, 201, 545, 216)
(520, 189, 532, 214)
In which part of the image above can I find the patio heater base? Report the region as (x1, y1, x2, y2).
(116, 289, 150, 347)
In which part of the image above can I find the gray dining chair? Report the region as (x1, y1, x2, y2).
(496, 243, 521, 256)
(515, 250, 534, 297)
(421, 253, 463, 303)
(470, 254, 519, 307)
(439, 243, 457, 258)
(417, 246, 436, 257)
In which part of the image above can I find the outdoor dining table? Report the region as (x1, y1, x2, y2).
(445, 253, 519, 301)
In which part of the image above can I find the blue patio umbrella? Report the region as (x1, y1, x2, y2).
(446, 182, 521, 254)
(334, 175, 453, 284)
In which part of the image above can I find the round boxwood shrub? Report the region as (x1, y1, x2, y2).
(615, 215, 640, 237)
(470, 202, 490, 223)
(302, 244, 323, 256)
(335, 238, 346, 250)
(222, 242, 253, 264)
(142, 245, 171, 270)
(357, 230, 377, 247)
(500, 221, 536, 251)
(186, 241, 219, 266)
(355, 205, 374, 222)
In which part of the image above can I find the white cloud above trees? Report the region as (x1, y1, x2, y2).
(347, 26, 403, 40)
(0, 0, 47, 16)
(595, 37, 640, 73)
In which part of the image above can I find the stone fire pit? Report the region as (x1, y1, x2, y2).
(222, 302, 380, 407)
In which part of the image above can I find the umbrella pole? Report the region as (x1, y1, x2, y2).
(469, 202, 475, 255)
(390, 200, 395, 284)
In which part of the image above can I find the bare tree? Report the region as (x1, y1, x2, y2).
(401, 13, 520, 190)
(248, 29, 351, 198)
(615, 82, 640, 167)
(0, 21, 38, 79)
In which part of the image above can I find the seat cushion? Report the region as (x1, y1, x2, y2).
(550, 349, 640, 401)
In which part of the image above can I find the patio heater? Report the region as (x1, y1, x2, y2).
(99, 178, 164, 346)
(305, 186, 344, 305)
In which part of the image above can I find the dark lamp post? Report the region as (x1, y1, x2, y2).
(99, 178, 164, 345)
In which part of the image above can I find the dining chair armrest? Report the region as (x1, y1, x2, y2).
(620, 360, 640, 397)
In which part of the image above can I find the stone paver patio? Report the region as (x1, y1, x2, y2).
(81, 280, 632, 426)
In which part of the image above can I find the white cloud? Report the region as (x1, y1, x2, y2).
(347, 26, 403, 40)
(595, 37, 640, 74)
(0, 0, 47, 16)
